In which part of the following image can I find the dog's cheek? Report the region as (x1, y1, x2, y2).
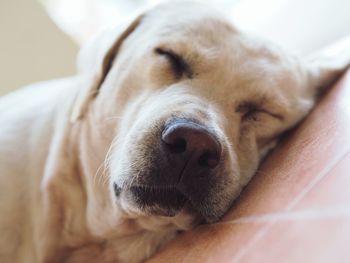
(233, 127, 261, 186)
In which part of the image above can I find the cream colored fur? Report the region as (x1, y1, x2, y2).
(0, 2, 349, 262)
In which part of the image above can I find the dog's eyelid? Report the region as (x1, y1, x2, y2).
(235, 101, 262, 114)
(154, 47, 193, 79)
(236, 101, 284, 121)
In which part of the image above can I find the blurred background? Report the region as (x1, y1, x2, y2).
(1, 0, 349, 95)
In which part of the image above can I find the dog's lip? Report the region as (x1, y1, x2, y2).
(130, 185, 187, 203)
(124, 184, 189, 216)
(116, 183, 209, 220)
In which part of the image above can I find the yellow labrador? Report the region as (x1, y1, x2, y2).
(0, 1, 349, 262)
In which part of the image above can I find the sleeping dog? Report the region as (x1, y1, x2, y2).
(0, 1, 349, 262)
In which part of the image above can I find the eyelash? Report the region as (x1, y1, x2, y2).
(238, 104, 284, 122)
(242, 108, 265, 121)
(236, 102, 266, 122)
(154, 48, 192, 79)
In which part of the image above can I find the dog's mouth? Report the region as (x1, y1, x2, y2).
(129, 185, 188, 217)
(115, 182, 192, 217)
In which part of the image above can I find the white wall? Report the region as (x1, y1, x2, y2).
(230, 0, 350, 54)
(0, 0, 78, 95)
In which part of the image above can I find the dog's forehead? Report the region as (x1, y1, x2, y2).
(141, 3, 289, 66)
(126, 2, 299, 94)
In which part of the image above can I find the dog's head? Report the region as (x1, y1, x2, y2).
(73, 2, 349, 229)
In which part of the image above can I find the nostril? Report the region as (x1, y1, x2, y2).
(165, 138, 187, 153)
(162, 119, 222, 169)
(198, 151, 220, 168)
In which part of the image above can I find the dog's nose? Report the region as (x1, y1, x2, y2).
(161, 120, 221, 170)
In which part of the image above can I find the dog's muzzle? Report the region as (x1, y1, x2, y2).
(115, 118, 223, 218)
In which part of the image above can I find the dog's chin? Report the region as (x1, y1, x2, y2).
(114, 180, 227, 223)
(113, 183, 203, 231)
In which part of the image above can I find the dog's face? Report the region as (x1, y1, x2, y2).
(74, 2, 348, 229)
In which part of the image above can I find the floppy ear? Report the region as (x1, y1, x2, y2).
(306, 36, 350, 97)
(71, 15, 144, 122)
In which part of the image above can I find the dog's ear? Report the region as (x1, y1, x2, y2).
(305, 37, 350, 97)
(71, 15, 143, 122)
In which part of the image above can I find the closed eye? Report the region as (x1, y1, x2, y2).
(154, 47, 193, 79)
(236, 101, 284, 122)
(242, 107, 267, 122)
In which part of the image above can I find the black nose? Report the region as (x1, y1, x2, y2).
(161, 120, 221, 171)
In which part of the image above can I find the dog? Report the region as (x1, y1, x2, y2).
(0, 1, 349, 262)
